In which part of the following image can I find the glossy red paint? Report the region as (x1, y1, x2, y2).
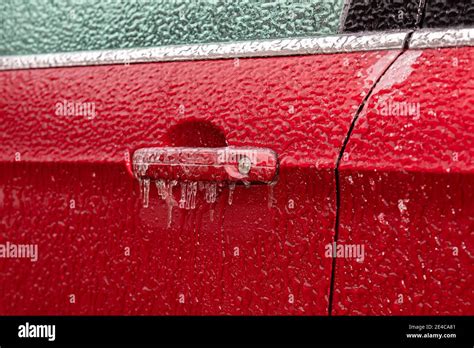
(0, 51, 401, 314)
(334, 47, 474, 315)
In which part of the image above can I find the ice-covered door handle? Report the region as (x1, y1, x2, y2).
(132, 146, 279, 184)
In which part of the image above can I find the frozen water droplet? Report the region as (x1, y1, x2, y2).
(228, 182, 236, 205)
(398, 199, 407, 214)
(377, 212, 386, 224)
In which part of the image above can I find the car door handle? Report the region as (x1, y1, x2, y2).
(132, 146, 279, 184)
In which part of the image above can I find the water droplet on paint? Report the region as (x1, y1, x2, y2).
(398, 199, 407, 214)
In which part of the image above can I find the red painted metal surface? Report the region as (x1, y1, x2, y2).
(334, 47, 474, 315)
(0, 51, 400, 314)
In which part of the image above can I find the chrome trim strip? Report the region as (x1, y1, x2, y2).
(3, 28, 472, 71)
(409, 27, 474, 49)
(0, 31, 409, 71)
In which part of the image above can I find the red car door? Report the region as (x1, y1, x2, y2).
(1, 0, 473, 320)
(0, 37, 405, 314)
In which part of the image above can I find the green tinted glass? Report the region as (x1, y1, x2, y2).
(1, 0, 344, 55)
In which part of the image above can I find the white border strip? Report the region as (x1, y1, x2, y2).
(410, 27, 474, 49)
(0, 31, 409, 71)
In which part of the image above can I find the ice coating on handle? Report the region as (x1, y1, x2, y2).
(133, 147, 279, 215)
(132, 146, 279, 183)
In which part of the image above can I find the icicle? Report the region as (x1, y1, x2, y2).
(142, 178, 150, 208)
(156, 179, 167, 200)
(135, 162, 150, 208)
(205, 182, 217, 203)
(179, 182, 197, 210)
(228, 182, 236, 205)
(187, 182, 197, 210)
(179, 182, 186, 209)
(166, 180, 178, 228)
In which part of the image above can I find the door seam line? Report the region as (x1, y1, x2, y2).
(327, 32, 413, 315)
